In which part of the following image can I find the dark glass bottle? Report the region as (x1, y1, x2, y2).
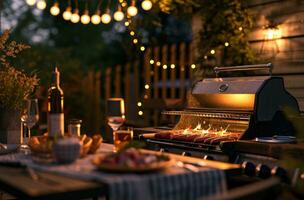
(47, 67, 64, 137)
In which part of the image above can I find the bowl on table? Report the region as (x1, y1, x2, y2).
(53, 138, 81, 164)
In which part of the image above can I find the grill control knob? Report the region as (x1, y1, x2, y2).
(203, 155, 214, 160)
(256, 164, 271, 179)
(271, 166, 288, 183)
(241, 161, 256, 177)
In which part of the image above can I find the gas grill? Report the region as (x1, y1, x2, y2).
(136, 63, 301, 162)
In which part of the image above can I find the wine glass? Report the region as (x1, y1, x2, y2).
(20, 99, 39, 148)
(106, 98, 125, 151)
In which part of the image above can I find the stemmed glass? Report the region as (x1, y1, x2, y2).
(20, 99, 39, 149)
(106, 98, 125, 151)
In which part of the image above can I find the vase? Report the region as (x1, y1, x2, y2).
(0, 109, 21, 144)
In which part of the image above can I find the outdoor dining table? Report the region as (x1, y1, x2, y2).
(0, 143, 240, 200)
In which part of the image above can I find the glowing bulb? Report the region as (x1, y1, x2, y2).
(138, 111, 143, 116)
(91, 13, 101, 25)
(149, 59, 154, 64)
(204, 55, 208, 60)
(50, 3, 60, 16)
(224, 42, 229, 47)
(121, 2, 127, 7)
(141, 0, 152, 11)
(101, 13, 111, 24)
(239, 27, 243, 31)
(265, 27, 282, 40)
(133, 39, 138, 44)
(63, 7, 72, 20)
(163, 65, 167, 69)
(26, 0, 36, 6)
(113, 10, 124, 21)
(127, 6, 138, 17)
(191, 64, 196, 69)
(140, 46, 145, 51)
(37, 0, 46, 10)
(124, 21, 130, 26)
(210, 49, 215, 54)
(156, 61, 161, 66)
(81, 12, 90, 24)
(170, 64, 175, 69)
(144, 84, 150, 89)
(137, 102, 142, 107)
(130, 31, 135, 36)
(71, 10, 80, 23)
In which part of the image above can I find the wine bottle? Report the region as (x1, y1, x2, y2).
(47, 67, 64, 137)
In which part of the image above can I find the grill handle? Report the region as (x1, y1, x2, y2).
(214, 63, 273, 76)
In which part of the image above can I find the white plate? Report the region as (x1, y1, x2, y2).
(0, 144, 19, 155)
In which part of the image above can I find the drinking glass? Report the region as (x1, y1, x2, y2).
(113, 128, 133, 151)
(20, 99, 39, 147)
(106, 98, 125, 151)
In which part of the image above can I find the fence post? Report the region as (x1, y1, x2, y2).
(114, 65, 121, 97)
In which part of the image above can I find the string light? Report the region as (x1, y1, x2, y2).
(141, 0, 152, 11)
(26, 0, 36, 6)
(170, 64, 175, 69)
(191, 64, 196, 69)
(149, 59, 154, 64)
(101, 9, 111, 24)
(156, 61, 161, 66)
(133, 39, 138, 44)
(224, 42, 229, 47)
(138, 111, 143, 116)
(239, 27, 243, 31)
(144, 84, 150, 89)
(71, 9, 80, 23)
(114, 4, 124, 21)
(137, 102, 142, 107)
(50, 2, 60, 16)
(140, 46, 145, 51)
(130, 31, 135, 36)
(204, 55, 208, 60)
(36, 0, 46, 10)
(125, 21, 130, 26)
(162, 65, 167, 69)
(63, 6, 72, 20)
(210, 49, 215, 54)
(91, 11, 101, 25)
(81, 10, 90, 24)
(127, 0, 138, 17)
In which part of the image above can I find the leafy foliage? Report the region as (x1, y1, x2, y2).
(0, 30, 39, 111)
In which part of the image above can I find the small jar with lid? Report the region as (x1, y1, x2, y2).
(68, 119, 82, 137)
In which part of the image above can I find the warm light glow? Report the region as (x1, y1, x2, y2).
(144, 84, 150, 89)
(140, 46, 145, 51)
(162, 65, 167, 69)
(204, 55, 208, 60)
(101, 13, 111, 24)
(127, 6, 138, 17)
(224, 42, 229, 47)
(265, 27, 282, 40)
(121, 2, 127, 7)
(81, 13, 90, 24)
(91, 14, 101, 25)
(138, 111, 143, 116)
(124, 21, 130, 26)
(63, 7, 72, 20)
(26, 0, 36, 6)
(37, 0, 46, 10)
(239, 27, 243, 31)
(50, 3, 60, 16)
(191, 64, 196, 69)
(113, 10, 124, 21)
(170, 64, 175, 69)
(141, 0, 152, 11)
(71, 11, 80, 23)
(130, 31, 135, 36)
(210, 49, 215, 54)
(156, 61, 161, 66)
(133, 39, 138, 44)
(137, 102, 142, 107)
(149, 59, 154, 64)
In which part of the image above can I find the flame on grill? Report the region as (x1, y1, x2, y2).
(182, 123, 231, 136)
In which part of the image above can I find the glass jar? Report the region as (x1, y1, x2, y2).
(68, 119, 82, 136)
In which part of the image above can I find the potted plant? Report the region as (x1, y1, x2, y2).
(0, 30, 39, 144)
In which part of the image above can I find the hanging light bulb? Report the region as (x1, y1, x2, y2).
(71, 9, 80, 23)
(50, 2, 60, 16)
(127, 1, 138, 17)
(91, 11, 101, 25)
(63, 6, 72, 20)
(36, 0, 46, 10)
(141, 0, 152, 11)
(113, 5, 124, 21)
(26, 0, 36, 6)
(101, 9, 111, 24)
(81, 10, 90, 24)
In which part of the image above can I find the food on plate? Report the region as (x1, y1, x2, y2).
(93, 148, 170, 170)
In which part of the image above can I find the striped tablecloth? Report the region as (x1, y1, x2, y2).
(0, 144, 227, 200)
